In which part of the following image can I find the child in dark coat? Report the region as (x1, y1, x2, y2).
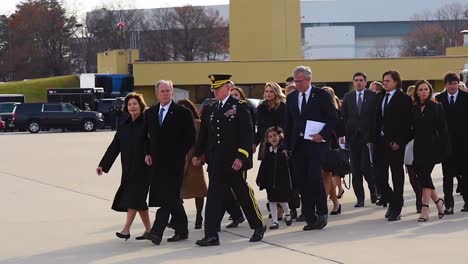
(256, 127, 293, 229)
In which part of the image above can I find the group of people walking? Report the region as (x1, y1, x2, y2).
(96, 65, 468, 247)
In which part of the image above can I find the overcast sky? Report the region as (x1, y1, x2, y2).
(0, 0, 230, 16)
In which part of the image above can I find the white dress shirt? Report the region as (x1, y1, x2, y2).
(159, 101, 171, 123)
(298, 85, 312, 112)
(447, 89, 459, 104)
(381, 89, 397, 114)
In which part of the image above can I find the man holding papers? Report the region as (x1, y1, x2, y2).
(284, 66, 338, 231)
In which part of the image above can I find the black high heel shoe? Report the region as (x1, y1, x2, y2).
(418, 204, 429, 222)
(116, 232, 130, 241)
(330, 204, 341, 215)
(435, 198, 445, 219)
(195, 216, 203, 229)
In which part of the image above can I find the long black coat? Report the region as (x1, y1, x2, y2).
(411, 100, 450, 166)
(255, 101, 285, 159)
(144, 102, 196, 207)
(99, 114, 151, 212)
(256, 145, 292, 202)
(435, 90, 468, 161)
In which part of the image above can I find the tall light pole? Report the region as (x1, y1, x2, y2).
(7, 15, 14, 81)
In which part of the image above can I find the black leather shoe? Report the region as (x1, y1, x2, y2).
(167, 233, 188, 242)
(461, 204, 468, 212)
(303, 215, 327, 230)
(354, 201, 364, 207)
(376, 198, 388, 207)
(147, 232, 162, 245)
(445, 207, 454, 215)
(387, 213, 401, 222)
(296, 214, 306, 222)
(226, 216, 245, 228)
(195, 237, 220, 246)
(385, 207, 392, 218)
(371, 194, 378, 204)
(249, 225, 266, 242)
(135, 232, 149, 240)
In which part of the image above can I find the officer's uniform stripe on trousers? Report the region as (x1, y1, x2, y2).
(245, 171, 264, 224)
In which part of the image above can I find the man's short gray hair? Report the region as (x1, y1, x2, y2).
(292, 66, 312, 80)
(155, 80, 174, 91)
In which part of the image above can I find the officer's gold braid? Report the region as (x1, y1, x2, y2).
(245, 171, 264, 224)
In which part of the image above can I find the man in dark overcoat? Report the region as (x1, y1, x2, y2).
(144, 80, 196, 245)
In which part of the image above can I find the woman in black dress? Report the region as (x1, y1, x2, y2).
(255, 82, 286, 160)
(411, 80, 449, 222)
(96, 93, 151, 240)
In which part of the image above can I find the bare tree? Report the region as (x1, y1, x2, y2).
(140, 8, 174, 61)
(369, 40, 395, 58)
(170, 5, 206, 61)
(435, 2, 467, 47)
(199, 8, 229, 60)
(400, 23, 445, 56)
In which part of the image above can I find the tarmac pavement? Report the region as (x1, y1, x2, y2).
(1, 131, 468, 264)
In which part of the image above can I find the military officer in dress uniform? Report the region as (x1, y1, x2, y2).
(192, 74, 266, 246)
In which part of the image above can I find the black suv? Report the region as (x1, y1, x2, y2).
(12, 103, 104, 133)
(0, 102, 21, 131)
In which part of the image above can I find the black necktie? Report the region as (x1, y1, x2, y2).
(450, 95, 455, 105)
(383, 93, 390, 116)
(301, 93, 307, 114)
(218, 101, 223, 110)
(357, 92, 363, 114)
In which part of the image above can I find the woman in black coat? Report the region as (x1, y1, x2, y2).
(96, 93, 151, 240)
(411, 80, 449, 222)
(255, 82, 286, 160)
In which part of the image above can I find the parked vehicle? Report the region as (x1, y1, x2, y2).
(0, 102, 21, 131)
(95, 97, 127, 127)
(0, 117, 5, 131)
(11, 102, 104, 133)
(0, 94, 25, 103)
(47, 88, 104, 111)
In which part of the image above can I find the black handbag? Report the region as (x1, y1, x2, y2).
(321, 133, 351, 176)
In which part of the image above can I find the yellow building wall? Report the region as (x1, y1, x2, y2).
(133, 56, 468, 86)
(229, 0, 302, 61)
(446, 46, 468, 56)
(97, 49, 140, 74)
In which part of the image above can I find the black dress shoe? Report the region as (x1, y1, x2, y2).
(146, 232, 162, 245)
(371, 194, 378, 204)
(226, 216, 245, 228)
(445, 207, 454, 215)
(461, 204, 468, 212)
(387, 213, 401, 222)
(354, 201, 364, 207)
(116, 232, 130, 241)
(249, 225, 266, 242)
(296, 214, 306, 222)
(303, 215, 327, 231)
(376, 199, 388, 207)
(167, 233, 188, 242)
(135, 232, 150, 240)
(195, 236, 220, 246)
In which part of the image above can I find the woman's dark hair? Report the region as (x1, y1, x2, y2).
(382, 70, 402, 88)
(261, 126, 284, 157)
(123, 92, 147, 114)
(176, 99, 200, 119)
(413, 80, 433, 105)
(231, 86, 247, 100)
